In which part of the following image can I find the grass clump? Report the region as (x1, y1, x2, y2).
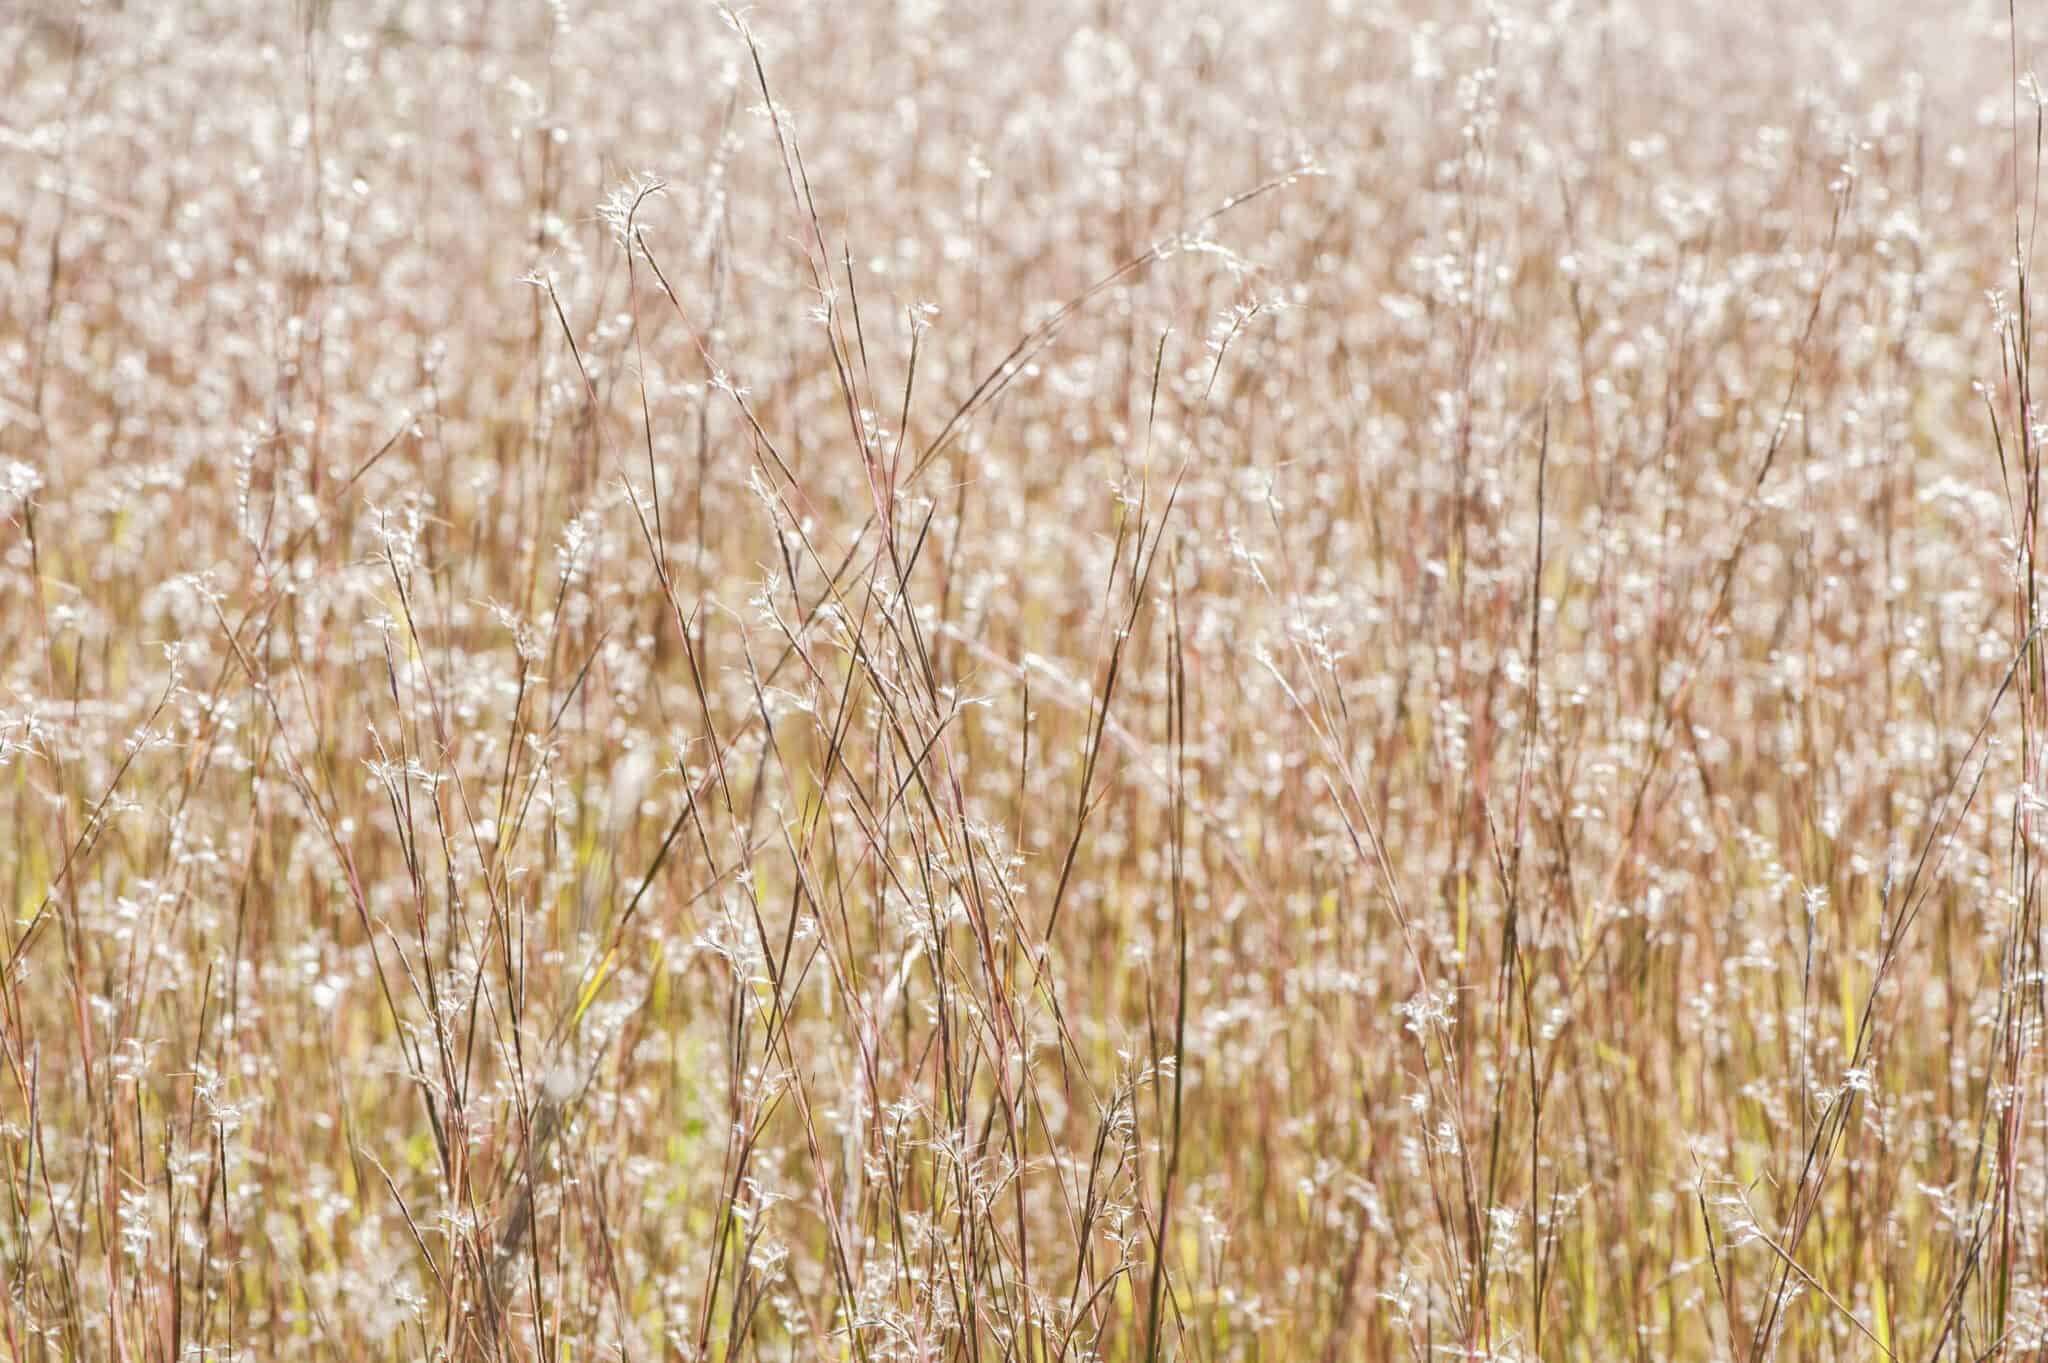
(4, 1, 2048, 1359)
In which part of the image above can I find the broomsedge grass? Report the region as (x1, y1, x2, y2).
(5, 1, 2048, 1360)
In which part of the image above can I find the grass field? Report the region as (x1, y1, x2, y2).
(6, 1, 2048, 1359)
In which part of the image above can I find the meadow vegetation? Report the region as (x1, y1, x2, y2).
(6, 0, 2048, 1358)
